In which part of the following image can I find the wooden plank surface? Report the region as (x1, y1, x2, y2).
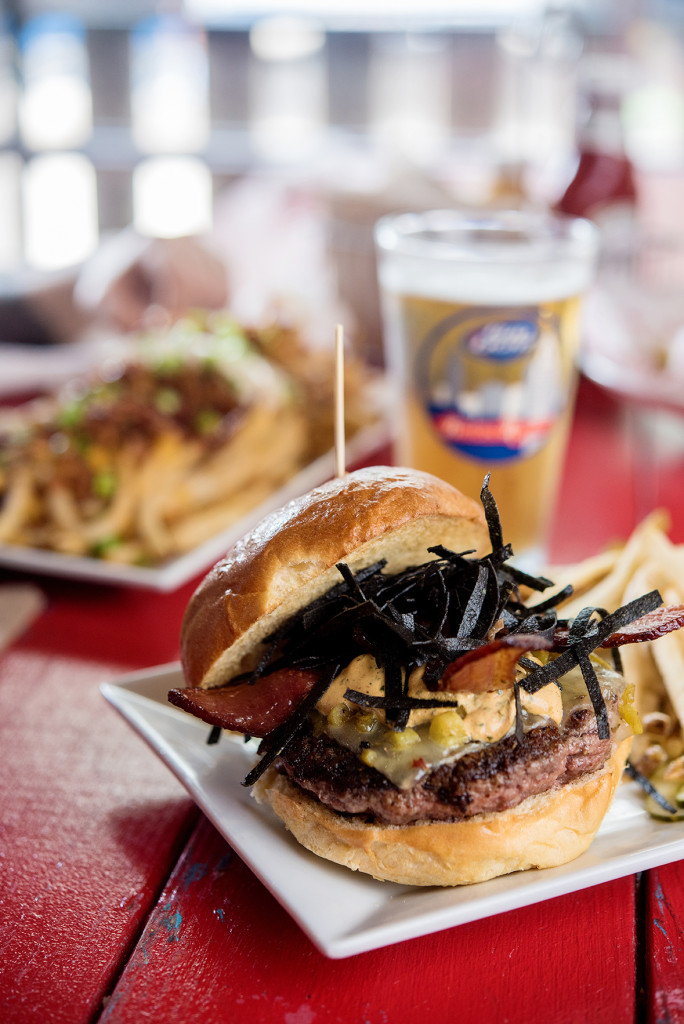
(0, 579, 199, 1024)
(100, 814, 637, 1024)
(642, 862, 684, 1023)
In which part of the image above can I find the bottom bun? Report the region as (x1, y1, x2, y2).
(255, 737, 632, 886)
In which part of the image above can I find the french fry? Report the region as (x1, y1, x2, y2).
(135, 434, 200, 559)
(0, 465, 34, 543)
(651, 634, 684, 733)
(649, 585, 684, 729)
(542, 547, 622, 608)
(639, 530, 684, 595)
(620, 643, 666, 717)
(163, 408, 304, 525)
(81, 449, 140, 546)
(168, 477, 277, 552)
(559, 510, 671, 618)
(45, 484, 83, 536)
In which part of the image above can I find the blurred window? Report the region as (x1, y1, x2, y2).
(23, 152, 98, 269)
(133, 156, 214, 237)
(19, 13, 92, 150)
(0, 1, 618, 271)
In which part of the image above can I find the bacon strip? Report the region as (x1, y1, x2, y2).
(168, 668, 319, 737)
(170, 607, 684, 732)
(600, 604, 684, 647)
(439, 634, 552, 693)
(551, 605, 684, 649)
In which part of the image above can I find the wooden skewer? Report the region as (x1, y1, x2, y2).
(334, 323, 346, 478)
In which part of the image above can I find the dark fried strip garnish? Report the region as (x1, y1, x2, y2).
(519, 591, 663, 695)
(207, 725, 222, 745)
(480, 473, 504, 553)
(456, 563, 489, 642)
(514, 682, 524, 745)
(343, 690, 463, 710)
(624, 761, 677, 815)
(575, 648, 610, 740)
(527, 584, 574, 614)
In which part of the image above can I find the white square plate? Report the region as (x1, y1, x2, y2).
(0, 423, 389, 591)
(101, 663, 684, 958)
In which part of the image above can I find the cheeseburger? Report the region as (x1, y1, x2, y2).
(169, 466, 684, 886)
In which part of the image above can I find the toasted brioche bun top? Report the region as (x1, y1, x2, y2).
(181, 465, 489, 690)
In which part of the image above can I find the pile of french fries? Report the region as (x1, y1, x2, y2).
(546, 511, 684, 814)
(0, 316, 384, 566)
(0, 379, 305, 567)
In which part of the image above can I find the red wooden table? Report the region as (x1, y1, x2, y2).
(1, 377, 683, 1024)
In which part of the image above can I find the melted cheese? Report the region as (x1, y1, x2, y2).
(316, 655, 625, 790)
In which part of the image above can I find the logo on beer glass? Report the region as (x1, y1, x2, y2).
(415, 306, 565, 463)
(465, 320, 537, 360)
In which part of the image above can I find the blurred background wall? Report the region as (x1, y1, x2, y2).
(1, 0, 684, 354)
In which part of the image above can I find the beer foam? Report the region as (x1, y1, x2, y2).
(379, 256, 593, 305)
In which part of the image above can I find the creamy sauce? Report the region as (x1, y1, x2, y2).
(315, 655, 385, 717)
(316, 653, 627, 790)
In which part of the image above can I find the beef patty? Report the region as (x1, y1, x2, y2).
(273, 696, 619, 826)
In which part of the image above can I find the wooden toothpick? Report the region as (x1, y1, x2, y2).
(334, 323, 346, 478)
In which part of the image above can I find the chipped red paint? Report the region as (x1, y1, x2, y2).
(642, 864, 684, 1023)
(0, 581, 199, 1024)
(100, 816, 637, 1024)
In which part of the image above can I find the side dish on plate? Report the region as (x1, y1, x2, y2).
(0, 314, 382, 566)
(547, 511, 684, 820)
(168, 466, 684, 886)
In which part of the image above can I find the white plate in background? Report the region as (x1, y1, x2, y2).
(102, 662, 684, 959)
(0, 422, 390, 591)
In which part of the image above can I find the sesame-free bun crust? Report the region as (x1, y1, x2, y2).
(255, 737, 631, 887)
(181, 466, 489, 690)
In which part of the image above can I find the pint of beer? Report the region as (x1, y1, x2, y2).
(375, 210, 599, 565)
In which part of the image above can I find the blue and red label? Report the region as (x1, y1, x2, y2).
(415, 306, 565, 464)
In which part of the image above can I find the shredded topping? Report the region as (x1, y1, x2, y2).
(225, 476, 667, 786)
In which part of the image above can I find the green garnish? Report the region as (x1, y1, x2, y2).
(154, 388, 182, 415)
(56, 402, 84, 428)
(89, 535, 121, 557)
(194, 409, 222, 434)
(92, 470, 117, 500)
(153, 354, 185, 373)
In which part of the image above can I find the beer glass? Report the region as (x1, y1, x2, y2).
(375, 209, 599, 566)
